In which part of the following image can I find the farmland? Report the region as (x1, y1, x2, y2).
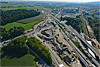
(0, 7, 41, 12)
(0, 14, 44, 30)
(0, 2, 41, 12)
(17, 14, 44, 24)
(22, 19, 43, 30)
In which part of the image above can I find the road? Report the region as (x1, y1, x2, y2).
(81, 13, 89, 37)
(68, 25, 100, 58)
(49, 13, 92, 66)
(0, 20, 61, 66)
(39, 7, 100, 66)
(68, 25, 100, 66)
(60, 30, 92, 67)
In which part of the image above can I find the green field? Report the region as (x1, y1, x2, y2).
(1, 54, 36, 66)
(0, 19, 43, 31)
(0, 14, 44, 30)
(0, 7, 41, 12)
(22, 19, 43, 30)
(0, 22, 24, 30)
(17, 16, 43, 24)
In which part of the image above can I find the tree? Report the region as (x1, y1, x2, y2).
(1, 9, 40, 25)
(2, 32, 10, 39)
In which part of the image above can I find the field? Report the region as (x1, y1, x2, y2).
(1, 54, 36, 67)
(0, 14, 44, 30)
(0, 7, 41, 12)
(22, 19, 43, 30)
(17, 14, 44, 24)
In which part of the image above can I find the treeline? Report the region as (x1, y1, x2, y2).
(26, 37, 52, 65)
(88, 17, 100, 42)
(0, 26, 24, 40)
(1, 36, 29, 55)
(1, 9, 40, 25)
(61, 17, 83, 33)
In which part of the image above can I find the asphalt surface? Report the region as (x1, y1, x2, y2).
(68, 25, 100, 58)
(40, 8, 99, 66)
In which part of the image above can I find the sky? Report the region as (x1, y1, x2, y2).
(1, 0, 100, 2)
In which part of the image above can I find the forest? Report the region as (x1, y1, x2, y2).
(0, 26, 24, 40)
(61, 17, 84, 33)
(26, 37, 52, 65)
(1, 36, 28, 55)
(1, 9, 40, 25)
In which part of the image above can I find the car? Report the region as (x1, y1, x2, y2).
(86, 58, 88, 60)
(52, 47, 55, 50)
(47, 41, 50, 43)
(86, 52, 88, 54)
(4, 40, 10, 44)
(67, 38, 70, 41)
(32, 32, 35, 34)
(72, 33, 75, 36)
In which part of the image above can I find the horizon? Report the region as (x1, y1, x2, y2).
(1, 0, 100, 3)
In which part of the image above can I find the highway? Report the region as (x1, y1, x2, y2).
(81, 13, 100, 49)
(68, 25, 100, 58)
(74, 36, 100, 66)
(48, 12, 92, 66)
(40, 7, 100, 66)
(60, 30, 92, 67)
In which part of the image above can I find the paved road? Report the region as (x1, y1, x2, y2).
(60, 30, 92, 67)
(68, 25, 100, 66)
(75, 36, 100, 66)
(48, 13, 92, 66)
(68, 25, 100, 58)
(81, 13, 89, 36)
(40, 8, 96, 67)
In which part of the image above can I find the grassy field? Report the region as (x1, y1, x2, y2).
(0, 14, 44, 30)
(0, 7, 41, 12)
(22, 19, 43, 30)
(0, 19, 43, 31)
(1, 54, 36, 66)
(17, 16, 43, 24)
(0, 22, 24, 30)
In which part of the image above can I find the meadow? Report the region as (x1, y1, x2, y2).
(0, 14, 44, 30)
(17, 15, 43, 24)
(0, 7, 41, 12)
(1, 54, 36, 66)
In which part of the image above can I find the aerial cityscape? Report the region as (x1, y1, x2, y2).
(0, 0, 100, 67)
